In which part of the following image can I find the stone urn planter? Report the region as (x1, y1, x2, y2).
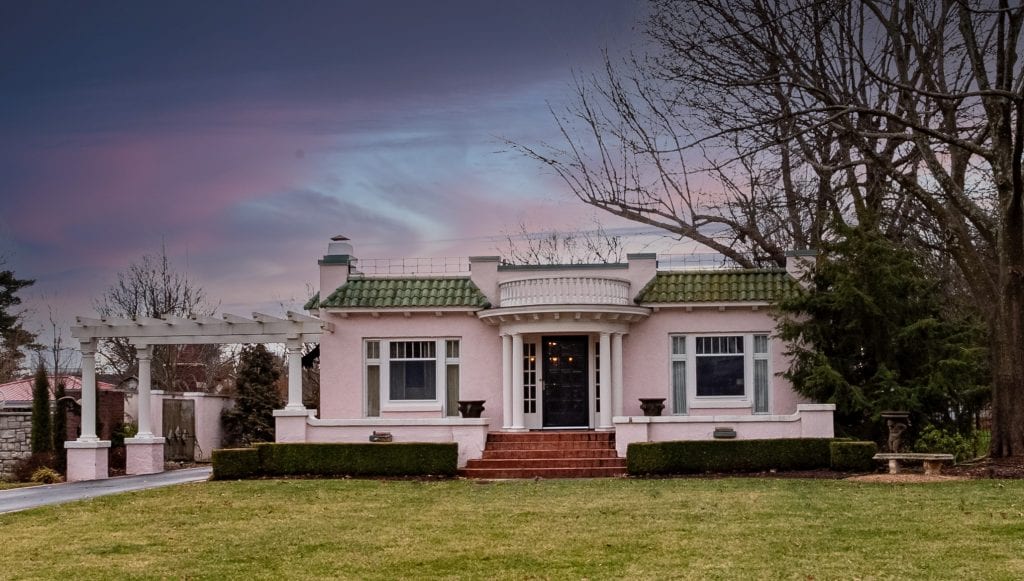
(457, 400, 486, 418)
(639, 398, 666, 417)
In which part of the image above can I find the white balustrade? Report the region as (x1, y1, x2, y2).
(499, 277, 631, 307)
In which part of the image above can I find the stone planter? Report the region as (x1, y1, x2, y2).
(457, 400, 486, 419)
(639, 398, 666, 417)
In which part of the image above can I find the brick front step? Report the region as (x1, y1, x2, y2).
(461, 430, 625, 479)
(459, 466, 627, 479)
(482, 449, 619, 460)
(465, 458, 627, 470)
(484, 440, 615, 451)
(487, 431, 614, 443)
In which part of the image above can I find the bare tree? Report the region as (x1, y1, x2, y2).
(94, 245, 224, 392)
(500, 220, 627, 265)
(521, 0, 1024, 456)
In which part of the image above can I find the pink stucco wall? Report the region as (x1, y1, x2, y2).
(318, 312, 502, 421)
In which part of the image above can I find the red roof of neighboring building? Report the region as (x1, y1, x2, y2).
(0, 375, 118, 406)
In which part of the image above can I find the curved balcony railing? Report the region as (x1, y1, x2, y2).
(499, 277, 631, 307)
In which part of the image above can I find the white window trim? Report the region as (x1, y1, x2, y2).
(668, 333, 771, 410)
(364, 338, 459, 413)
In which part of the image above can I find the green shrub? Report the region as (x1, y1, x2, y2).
(829, 441, 877, 472)
(29, 467, 63, 484)
(627, 438, 833, 475)
(256, 443, 458, 477)
(211, 448, 261, 480)
(913, 425, 979, 463)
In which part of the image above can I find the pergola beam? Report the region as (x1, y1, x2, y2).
(71, 312, 331, 341)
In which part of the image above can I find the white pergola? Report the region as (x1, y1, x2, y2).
(67, 311, 331, 481)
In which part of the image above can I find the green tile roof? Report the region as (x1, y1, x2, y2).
(318, 277, 491, 309)
(635, 269, 799, 303)
(303, 292, 320, 310)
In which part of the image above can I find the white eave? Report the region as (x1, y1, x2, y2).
(477, 303, 651, 325)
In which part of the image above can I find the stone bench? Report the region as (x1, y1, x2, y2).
(873, 453, 955, 475)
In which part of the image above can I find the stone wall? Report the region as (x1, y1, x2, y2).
(0, 411, 32, 479)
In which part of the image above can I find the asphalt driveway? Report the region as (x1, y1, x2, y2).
(0, 466, 211, 514)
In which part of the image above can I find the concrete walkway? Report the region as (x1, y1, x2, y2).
(0, 467, 211, 514)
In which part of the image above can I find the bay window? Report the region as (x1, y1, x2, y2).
(669, 334, 771, 412)
(364, 338, 460, 416)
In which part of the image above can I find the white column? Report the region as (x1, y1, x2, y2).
(79, 340, 99, 441)
(135, 345, 154, 438)
(501, 334, 513, 429)
(285, 340, 305, 410)
(511, 333, 526, 431)
(611, 332, 624, 417)
(598, 332, 612, 430)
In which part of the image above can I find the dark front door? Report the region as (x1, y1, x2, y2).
(542, 335, 589, 427)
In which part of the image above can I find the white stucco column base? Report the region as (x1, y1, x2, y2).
(65, 440, 111, 482)
(124, 437, 167, 475)
(273, 408, 311, 443)
(502, 427, 529, 433)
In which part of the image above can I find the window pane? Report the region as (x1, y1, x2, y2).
(446, 364, 459, 416)
(697, 336, 743, 354)
(366, 365, 380, 416)
(671, 335, 686, 356)
(446, 340, 460, 359)
(366, 341, 380, 360)
(696, 355, 744, 396)
(391, 341, 435, 359)
(754, 335, 768, 354)
(672, 360, 687, 414)
(754, 359, 769, 413)
(390, 360, 437, 400)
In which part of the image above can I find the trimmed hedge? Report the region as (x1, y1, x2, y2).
(627, 438, 834, 475)
(211, 442, 458, 479)
(211, 448, 261, 480)
(830, 441, 878, 472)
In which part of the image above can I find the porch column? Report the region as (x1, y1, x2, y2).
(65, 339, 110, 482)
(78, 340, 99, 442)
(501, 334, 512, 429)
(125, 344, 166, 475)
(511, 333, 526, 431)
(611, 332, 624, 417)
(135, 345, 154, 437)
(285, 340, 305, 410)
(598, 332, 612, 430)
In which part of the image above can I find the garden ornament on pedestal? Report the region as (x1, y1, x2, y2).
(880, 411, 911, 452)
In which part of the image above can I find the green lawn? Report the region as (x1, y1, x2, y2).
(2, 478, 1023, 579)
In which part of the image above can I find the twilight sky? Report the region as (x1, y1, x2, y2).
(1, 0, 672, 354)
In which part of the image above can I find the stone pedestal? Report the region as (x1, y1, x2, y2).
(273, 408, 311, 443)
(65, 440, 111, 482)
(125, 437, 167, 475)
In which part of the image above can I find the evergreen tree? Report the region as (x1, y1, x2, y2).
(53, 379, 68, 472)
(30, 362, 53, 454)
(222, 344, 282, 446)
(776, 228, 990, 441)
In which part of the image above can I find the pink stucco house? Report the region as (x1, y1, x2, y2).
(275, 237, 834, 475)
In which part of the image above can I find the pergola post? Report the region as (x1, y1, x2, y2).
(65, 339, 111, 482)
(125, 344, 166, 475)
(274, 338, 311, 442)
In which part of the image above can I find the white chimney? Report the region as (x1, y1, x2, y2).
(319, 235, 355, 304)
(785, 249, 816, 285)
